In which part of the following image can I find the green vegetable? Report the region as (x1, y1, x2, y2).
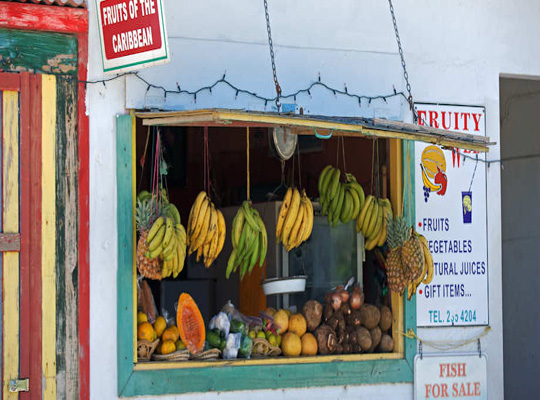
(207, 331, 221, 348)
(230, 319, 245, 334)
(239, 336, 253, 358)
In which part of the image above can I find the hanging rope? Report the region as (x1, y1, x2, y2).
(203, 126, 210, 195)
(341, 135, 347, 173)
(296, 140, 302, 189)
(370, 140, 375, 195)
(138, 126, 151, 192)
(246, 127, 251, 201)
(401, 326, 491, 352)
(401, 142, 413, 223)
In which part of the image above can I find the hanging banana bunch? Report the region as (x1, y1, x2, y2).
(276, 187, 314, 251)
(226, 201, 268, 280)
(186, 191, 227, 268)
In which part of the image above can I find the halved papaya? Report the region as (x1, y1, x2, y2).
(176, 293, 206, 354)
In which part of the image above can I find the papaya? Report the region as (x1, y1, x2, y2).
(176, 293, 206, 354)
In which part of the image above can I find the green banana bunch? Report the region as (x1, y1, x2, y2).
(317, 166, 365, 227)
(226, 201, 268, 280)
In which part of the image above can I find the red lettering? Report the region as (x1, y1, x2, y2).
(439, 363, 446, 378)
(418, 110, 427, 126)
(452, 383, 458, 396)
(429, 111, 439, 128)
(458, 362, 466, 377)
(472, 113, 482, 131)
(441, 112, 452, 129)
(474, 382, 481, 396)
(454, 112, 459, 130)
(461, 112, 470, 130)
(425, 383, 449, 398)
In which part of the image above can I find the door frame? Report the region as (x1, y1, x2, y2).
(0, 3, 89, 399)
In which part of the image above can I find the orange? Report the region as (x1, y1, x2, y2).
(301, 333, 318, 356)
(281, 332, 301, 356)
(162, 325, 180, 343)
(153, 316, 167, 338)
(137, 311, 148, 325)
(288, 313, 307, 337)
(160, 340, 176, 355)
(176, 339, 186, 351)
(137, 322, 155, 342)
(273, 309, 289, 334)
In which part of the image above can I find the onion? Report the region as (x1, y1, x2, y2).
(350, 291, 362, 310)
(340, 289, 350, 303)
(331, 292, 342, 311)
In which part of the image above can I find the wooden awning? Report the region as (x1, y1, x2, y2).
(135, 108, 494, 152)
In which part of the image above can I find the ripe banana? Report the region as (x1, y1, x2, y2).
(276, 187, 293, 241)
(188, 191, 208, 236)
(357, 195, 374, 232)
(281, 188, 301, 242)
(360, 196, 376, 233)
(148, 224, 166, 251)
(147, 217, 164, 244)
(162, 217, 174, 248)
(420, 235, 434, 284)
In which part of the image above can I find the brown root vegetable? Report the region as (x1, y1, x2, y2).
(324, 291, 333, 305)
(379, 306, 393, 332)
(348, 310, 362, 327)
(367, 326, 382, 353)
(335, 344, 343, 354)
(378, 334, 394, 353)
(327, 315, 340, 331)
(323, 304, 334, 321)
(340, 289, 350, 303)
(359, 304, 381, 330)
(343, 343, 352, 354)
(340, 303, 351, 316)
(337, 314, 346, 334)
(331, 292, 342, 311)
(350, 290, 363, 310)
(356, 326, 372, 352)
(315, 325, 337, 355)
(302, 300, 323, 331)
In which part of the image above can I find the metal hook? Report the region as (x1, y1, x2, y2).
(314, 129, 333, 140)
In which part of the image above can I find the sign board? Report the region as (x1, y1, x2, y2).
(96, 0, 169, 73)
(414, 103, 488, 326)
(415, 354, 487, 400)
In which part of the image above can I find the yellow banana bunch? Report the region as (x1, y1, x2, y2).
(143, 199, 188, 279)
(356, 196, 393, 251)
(186, 191, 226, 268)
(406, 233, 434, 300)
(318, 166, 365, 227)
(276, 188, 314, 251)
(226, 201, 267, 280)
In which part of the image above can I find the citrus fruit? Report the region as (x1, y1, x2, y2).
(268, 334, 277, 347)
(176, 340, 186, 351)
(137, 322, 155, 342)
(162, 325, 180, 342)
(248, 330, 256, 339)
(273, 309, 289, 334)
(288, 313, 307, 337)
(160, 340, 176, 355)
(277, 334, 282, 347)
(153, 316, 167, 338)
(301, 333, 318, 356)
(137, 311, 148, 325)
(281, 332, 301, 356)
(256, 331, 266, 339)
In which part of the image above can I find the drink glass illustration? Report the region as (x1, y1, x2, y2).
(462, 191, 472, 224)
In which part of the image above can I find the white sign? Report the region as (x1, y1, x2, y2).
(415, 354, 487, 400)
(414, 103, 488, 326)
(96, 0, 170, 74)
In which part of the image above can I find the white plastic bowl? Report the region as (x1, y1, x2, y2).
(262, 276, 307, 295)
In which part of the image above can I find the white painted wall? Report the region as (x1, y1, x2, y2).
(87, 0, 540, 398)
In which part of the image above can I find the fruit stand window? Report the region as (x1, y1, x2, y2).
(116, 110, 491, 397)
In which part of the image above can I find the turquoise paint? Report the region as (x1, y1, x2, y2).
(116, 121, 416, 396)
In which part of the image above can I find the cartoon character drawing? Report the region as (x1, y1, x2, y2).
(420, 145, 448, 202)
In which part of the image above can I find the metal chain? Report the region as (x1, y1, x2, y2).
(263, 0, 282, 111)
(388, 0, 418, 123)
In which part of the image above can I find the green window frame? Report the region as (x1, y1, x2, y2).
(116, 114, 417, 397)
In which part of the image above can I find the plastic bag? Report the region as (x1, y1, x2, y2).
(222, 332, 242, 360)
(209, 312, 230, 337)
(239, 336, 253, 359)
(221, 300, 243, 322)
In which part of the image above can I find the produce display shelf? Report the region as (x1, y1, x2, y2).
(133, 351, 403, 371)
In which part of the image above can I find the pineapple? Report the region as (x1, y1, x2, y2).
(401, 228, 425, 282)
(385, 216, 409, 294)
(135, 198, 162, 280)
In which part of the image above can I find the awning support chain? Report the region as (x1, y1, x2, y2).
(263, 0, 282, 111)
(388, 0, 418, 123)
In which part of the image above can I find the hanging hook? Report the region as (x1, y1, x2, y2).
(314, 129, 333, 140)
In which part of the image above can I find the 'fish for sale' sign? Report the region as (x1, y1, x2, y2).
(415, 354, 487, 400)
(96, 0, 169, 73)
(414, 103, 488, 327)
